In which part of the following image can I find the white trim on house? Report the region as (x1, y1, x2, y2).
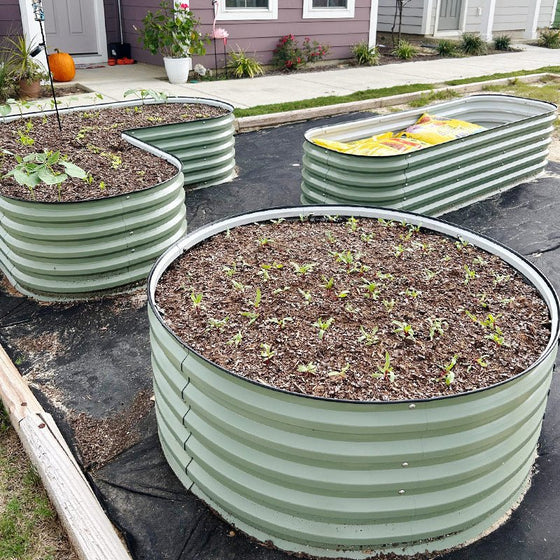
(432, 0, 469, 36)
(18, 0, 108, 64)
(421, 0, 436, 34)
(216, 0, 279, 20)
(551, 0, 559, 25)
(368, 0, 379, 46)
(480, 0, 497, 41)
(525, 0, 542, 38)
(302, 0, 355, 19)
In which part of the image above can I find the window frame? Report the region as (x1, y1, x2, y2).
(216, 0, 278, 20)
(302, 0, 355, 19)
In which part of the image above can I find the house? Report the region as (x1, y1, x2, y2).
(1, 0, 558, 71)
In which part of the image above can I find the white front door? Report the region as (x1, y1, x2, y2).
(43, 0, 98, 54)
(18, 0, 108, 64)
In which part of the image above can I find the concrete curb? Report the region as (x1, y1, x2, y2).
(235, 73, 554, 132)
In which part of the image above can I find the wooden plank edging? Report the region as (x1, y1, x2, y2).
(0, 345, 132, 560)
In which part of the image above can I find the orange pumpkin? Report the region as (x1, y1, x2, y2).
(48, 49, 76, 82)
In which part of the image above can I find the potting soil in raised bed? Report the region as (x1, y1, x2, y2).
(1, 114, 560, 560)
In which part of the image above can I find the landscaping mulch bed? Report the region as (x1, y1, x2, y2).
(156, 216, 551, 401)
(0, 102, 227, 202)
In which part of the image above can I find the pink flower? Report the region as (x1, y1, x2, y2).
(180, 2, 189, 9)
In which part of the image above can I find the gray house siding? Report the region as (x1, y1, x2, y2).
(377, 0, 425, 34)
(0, 0, 22, 40)
(121, 0, 371, 68)
(537, 0, 556, 27)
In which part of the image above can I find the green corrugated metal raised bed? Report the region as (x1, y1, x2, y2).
(148, 205, 560, 558)
(0, 96, 235, 300)
(301, 95, 557, 216)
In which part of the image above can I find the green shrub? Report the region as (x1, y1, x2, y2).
(494, 35, 512, 51)
(272, 34, 330, 71)
(392, 40, 417, 60)
(436, 39, 458, 57)
(228, 48, 264, 78)
(351, 41, 379, 66)
(460, 32, 487, 55)
(538, 28, 560, 49)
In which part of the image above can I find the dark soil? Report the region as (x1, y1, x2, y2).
(156, 216, 551, 401)
(0, 102, 227, 202)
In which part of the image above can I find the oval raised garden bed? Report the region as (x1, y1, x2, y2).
(301, 95, 557, 216)
(0, 96, 234, 300)
(148, 205, 559, 558)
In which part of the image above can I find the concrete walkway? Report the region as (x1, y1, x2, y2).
(73, 43, 560, 109)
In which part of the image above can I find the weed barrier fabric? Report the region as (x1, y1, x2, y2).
(0, 114, 559, 559)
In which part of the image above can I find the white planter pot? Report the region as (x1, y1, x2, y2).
(163, 56, 192, 84)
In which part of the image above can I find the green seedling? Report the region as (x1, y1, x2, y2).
(268, 316, 293, 328)
(401, 287, 420, 299)
(376, 271, 394, 281)
(346, 216, 359, 232)
(485, 326, 506, 346)
(270, 218, 285, 225)
(464, 265, 477, 284)
(337, 290, 350, 299)
(223, 263, 237, 277)
(493, 273, 511, 286)
(360, 232, 375, 243)
(291, 261, 315, 274)
(208, 317, 229, 331)
(378, 218, 396, 227)
(440, 354, 458, 385)
(297, 362, 317, 374)
(231, 279, 246, 292)
(362, 279, 380, 299)
(312, 317, 334, 340)
(240, 311, 259, 324)
(227, 331, 243, 346)
(455, 237, 470, 250)
(272, 286, 291, 295)
(382, 299, 396, 311)
(427, 317, 447, 341)
(246, 287, 262, 309)
(16, 121, 34, 146)
(257, 236, 273, 247)
(476, 355, 489, 367)
(392, 320, 415, 340)
(321, 275, 334, 290)
(423, 268, 439, 281)
(358, 326, 379, 346)
(190, 291, 203, 311)
(260, 343, 276, 362)
(473, 256, 488, 266)
(328, 363, 350, 378)
(124, 88, 169, 102)
(394, 244, 405, 257)
(373, 351, 395, 382)
(324, 230, 336, 243)
(298, 288, 312, 304)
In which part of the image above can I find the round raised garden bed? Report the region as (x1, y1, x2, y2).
(148, 206, 559, 558)
(0, 96, 235, 299)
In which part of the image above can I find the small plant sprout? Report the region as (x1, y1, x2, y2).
(321, 275, 335, 290)
(473, 256, 488, 266)
(423, 268, 439, 281)
(324, 230, 337, 243)
(257, 236, 273, 247)
(499, 296, 515, 306)
(328, 363, 350, 378)
(332, 250, 355, 266)
(223, 263, 237, 277)
(360, 232, 375, 243)
(477, 293, 489, 308)
(362, 279, 380, 299)
(493, 273, 511, 286)
(260, 343, 276, 362)
(401, 287, 420, 299)
(297, 362, 318, 374)
(392, 320, 415, 340)
(258, 265, 271, 282)
(427, 317, 447, 341)
(268, 316, 293, 329)
(273, 286, 291, 295)
(481, 313, 501, 329)
(270, 218, 285, 225)
(190, 291, 203, 311)
(326, 215, 339, 222)
(231, 279, 246, 292)
(344, 303, 359, 314)
(291, 261, 316, 274)
(382, 298, 396, 311)
(476, 355, 489, 368)
(298, 288, 312, 304)
(378, 218, 396, 227)
(485, 326, 507, 346)
(440, 355, 458, 386)
(455, 237, 470, 250)
(394, 244, 405, 257)
(227, 331, 243, 346)
(247, 288, 262, 309)
(298, 214, 309, 222)
(313, 317, 334, 340)
(208, 317, 229, 331)
(376, 271, 394, 281)
(358, 326, 379, 346)
(346, 216, 359, 232)
(464, 265, 477, 284)
(373, 351, 395, 382)
(240, 311, 259, 324)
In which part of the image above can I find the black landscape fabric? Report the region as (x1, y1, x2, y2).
(1, 114, 560, 560)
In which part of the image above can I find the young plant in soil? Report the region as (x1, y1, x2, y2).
(156, 216, 551, 402)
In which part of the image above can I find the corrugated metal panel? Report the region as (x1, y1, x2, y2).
(301, 95, 557, 216)
(148, 206, 560, 558)
(124, 107, 236, 188)
(0, 172, 186, 300)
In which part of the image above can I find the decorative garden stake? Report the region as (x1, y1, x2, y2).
(211, 0, 229, 77)
(31, 0, 62, 130)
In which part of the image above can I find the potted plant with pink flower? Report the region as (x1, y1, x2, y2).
(137, 0, 208, 83)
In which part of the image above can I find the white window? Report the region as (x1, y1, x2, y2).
(302, 0, 355, 19)
(216, 0, 278, 20)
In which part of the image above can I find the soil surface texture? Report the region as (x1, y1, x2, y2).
(0, 102, 227, 202)
(156, 217, 551, 401)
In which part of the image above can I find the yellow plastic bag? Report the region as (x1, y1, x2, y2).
(312, 132, 428, 156)
(401, 113, 485, 145)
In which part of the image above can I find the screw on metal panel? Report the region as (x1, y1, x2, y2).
(401, 462, 409, 467)
(409, 404, 416, 409)
(130, 231, 134, 235)
(126, 195, 130, 199)
(398, 489, 406, 495)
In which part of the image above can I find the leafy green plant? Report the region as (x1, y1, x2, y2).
(4, 35, 48, 83)
(229, 48, 264, 78)
(136, 0, 208, 58)
(124, 88, 169, 102)
(460, 33, 487, 55)
(272, 34, 329, 71)
(297, 362, 317, 374)
(437, 39, 458, 57)
(351, 41, 379, 66)
(357, 326, 379, 346)
(312, 317, 334, 340)
(190, 291, 204, 311)
(328, 363, 350, 378)
(494, 35, 512, 51)
(260, 343, 276, 362)
(373, 351, 395, 382)
(227, 331, 243, 346)
(392, 320, 415, 340)
(440, 355, 458, 385)
(291, 261, 315, 274)
(538, 28, 560, 49)
(427, 317, 446, 340)
(4, 150, 87, 200)
(392, 40, 417, 60)
(0, 59, 15, 103)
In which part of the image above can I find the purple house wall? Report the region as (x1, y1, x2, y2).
(0, 0, 22, 40)
(119, 0, 371, 69)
